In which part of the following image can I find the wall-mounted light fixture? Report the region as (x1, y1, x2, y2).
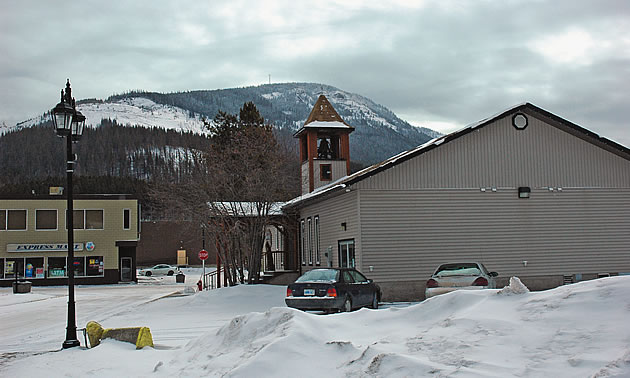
(518, 186, 531, 199)
(341, 222, 347, 231)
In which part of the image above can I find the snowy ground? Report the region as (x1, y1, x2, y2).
(1, 272, 629, 377)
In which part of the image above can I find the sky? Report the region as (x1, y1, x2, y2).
(1, 0, 629, 146)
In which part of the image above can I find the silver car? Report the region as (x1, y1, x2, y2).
(425, 262, 498, 299)
(138, 264, 180, 277)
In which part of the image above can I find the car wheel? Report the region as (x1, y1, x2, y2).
(167, 271, 174, 276)
(341, 297, 352, 312)
(371, 293, 379, 309)
(145, 271, 152, 277)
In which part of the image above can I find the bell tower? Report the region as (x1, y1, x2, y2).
(294, 95, 354, 194)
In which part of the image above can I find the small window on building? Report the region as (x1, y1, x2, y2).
(314, 216, 320, 265)
(48, 257, 67, 278)
(36, 209, 57, 230)
(300, 219, 306, 265)
(68, 209, 103, 230)
(123, 209, 131, 230)
(86, 210, 104, 230)
(320, 164, 332, 181)
(308, 217, 313, 265)
(0, 210, 5, 230)
(7, 210, 27, 230)
(69, 209, 85, 230)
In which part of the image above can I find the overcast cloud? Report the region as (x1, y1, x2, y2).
(1, 0, 629, 146)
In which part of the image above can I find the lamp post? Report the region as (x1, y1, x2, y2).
(51, 79, 85, 349)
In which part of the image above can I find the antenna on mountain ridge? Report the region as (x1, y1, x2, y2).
(268, 74, 271, 85)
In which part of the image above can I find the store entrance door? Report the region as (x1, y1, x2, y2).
(120, 257, 132, 281)
(338, 239, 355, 268)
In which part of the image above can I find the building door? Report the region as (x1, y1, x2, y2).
(120, 257, 132, 281)
(338, 239, 355, 268)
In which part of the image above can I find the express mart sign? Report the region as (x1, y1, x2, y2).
(7, 243, 84, 253)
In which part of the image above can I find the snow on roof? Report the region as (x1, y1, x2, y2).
(301, 120, 352, 129)
(283, 182, 348, 208)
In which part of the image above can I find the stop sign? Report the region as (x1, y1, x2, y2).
(198, 249, 209, 260)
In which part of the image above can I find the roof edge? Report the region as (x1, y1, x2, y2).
(285, 102, 630, 209)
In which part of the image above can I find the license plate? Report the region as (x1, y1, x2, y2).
(304, 289, 315, 296)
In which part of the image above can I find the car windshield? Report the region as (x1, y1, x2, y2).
(295, 269, 338, 283)
(435, 263, 481, 277)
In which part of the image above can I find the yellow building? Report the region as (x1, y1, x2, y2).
(0, 194, 139, 286)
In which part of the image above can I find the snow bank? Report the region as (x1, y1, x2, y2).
(1, 277, 630, 377)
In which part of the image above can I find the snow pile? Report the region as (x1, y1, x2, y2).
(498, 276, 530, 295)
(1, 277, 630, 377)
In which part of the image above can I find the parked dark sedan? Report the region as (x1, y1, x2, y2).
(285, 268, 381, 313)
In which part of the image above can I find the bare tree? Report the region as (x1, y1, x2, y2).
(150, 102, 299, 285)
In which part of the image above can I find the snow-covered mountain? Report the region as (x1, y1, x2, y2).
(5, 83, 440, 164)
(10, 97, 208, 135)
(80, 97, 208, 134)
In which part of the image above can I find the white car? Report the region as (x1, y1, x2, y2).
(425, 262, 498, 299)
(138, 264, 181, 277)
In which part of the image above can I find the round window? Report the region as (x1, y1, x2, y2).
(512, 113, 528, 129)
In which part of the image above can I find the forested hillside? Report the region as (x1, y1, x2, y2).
(102, 83, 436, 163)
(0, 83, 438, 213)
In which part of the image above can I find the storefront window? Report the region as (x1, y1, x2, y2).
(5, 258, 24, 278)
(0, 258, 4, 278)
(86, 256, 104, 276)
(36, 210, 57, 230)
(24, 257, 44, 278)
(25, 257, 45, 279)
(48, 257, 67, 278)
(86, 210, 104, 229)
(73, 257, 85, 277)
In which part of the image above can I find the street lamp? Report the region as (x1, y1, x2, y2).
(51, 79, 85, 349)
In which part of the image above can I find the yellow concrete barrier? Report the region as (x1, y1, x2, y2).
(86, 321, 154, 349)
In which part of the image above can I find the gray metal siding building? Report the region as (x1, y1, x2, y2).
(285, 103, 630, 301)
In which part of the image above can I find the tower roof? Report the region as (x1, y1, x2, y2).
(294, 95, 354, 137)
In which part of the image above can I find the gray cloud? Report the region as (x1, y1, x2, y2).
(1, 0, 628, 147)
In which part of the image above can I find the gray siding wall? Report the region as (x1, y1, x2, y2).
(314, 160, 347, 190)
(295, 109, 630, 300)
(356, 110, 630, 190)
(301, 162, 309, 194)
(298, 190, 359, 272)
(302, 160, 349, 194)
(359, 188, 630, 286)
